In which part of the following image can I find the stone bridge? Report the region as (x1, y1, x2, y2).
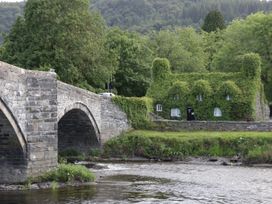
(0, 61, 130, 183)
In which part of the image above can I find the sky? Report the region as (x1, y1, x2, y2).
(0, 0, 24, 2)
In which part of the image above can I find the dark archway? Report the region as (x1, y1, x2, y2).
(58, 108, 100, 155)
(270, 105, 272, 118)
(0, 104, 27, 183)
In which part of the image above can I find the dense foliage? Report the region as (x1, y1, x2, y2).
(112, 96, 153, 129)
(149, 28, 208, 72)
(0, 2, 24, 43)
(104, 130, 272, 164)
(212, 13, 272, 101)
(1, 0, 272, 42)
(92, 0, 272, 33)
(106, 28, 153, 96)
(202, 10, 226, 32)
(147, 56, 265, 121)
(0, 0, 111, 90)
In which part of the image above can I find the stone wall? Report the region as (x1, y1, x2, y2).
(255, 90, 270, 121)
(153, 120, 272, 132)
(100, 97, 131, 143)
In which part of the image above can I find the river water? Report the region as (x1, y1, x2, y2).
(1, 162, 272, 204)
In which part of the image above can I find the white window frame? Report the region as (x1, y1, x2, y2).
(214, 107, 222, 117)
(196, 94, 203, 102)
(171, 108, 181, 118)
(156, 104, 163, 112)
(226, 94, 231, 101)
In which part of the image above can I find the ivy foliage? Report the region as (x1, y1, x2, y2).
(152, 58, 171, 80)
(218, 80, 242, 98)
(192, 80, 212, 96)
(147, 55, 266, 121)
(112, 96, 153, 129)
(242, 53, 262, 79)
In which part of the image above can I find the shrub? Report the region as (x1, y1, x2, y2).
(39, 164, 95, 183)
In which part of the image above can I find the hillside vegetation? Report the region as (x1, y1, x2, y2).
(1, 0, 272, 43)
(92, 0, 272, 32)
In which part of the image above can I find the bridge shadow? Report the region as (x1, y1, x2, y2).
(58, 108, 100, 156)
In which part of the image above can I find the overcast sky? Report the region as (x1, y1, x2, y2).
(0, 0, 24, 2)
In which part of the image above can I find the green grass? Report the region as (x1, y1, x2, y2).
(35, 164, 95, 183)
(103, 130, 272, 164)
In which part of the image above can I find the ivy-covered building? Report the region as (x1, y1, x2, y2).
(147, 54, 270, 121)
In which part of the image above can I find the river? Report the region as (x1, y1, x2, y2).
(1, 162, 272, 204)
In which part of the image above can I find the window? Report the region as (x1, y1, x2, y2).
(214, 107, 222, 117)
(156, 104, 163, 112)
(173, 94, 180, 100)
(196, 94, 203, 102)
(226, 95, 231, 101)
(171, 108, 181, 118)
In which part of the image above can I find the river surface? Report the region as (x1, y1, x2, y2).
(1, 162, 272, 204)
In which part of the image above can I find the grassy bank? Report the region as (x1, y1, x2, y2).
(103, 130, 272, 164)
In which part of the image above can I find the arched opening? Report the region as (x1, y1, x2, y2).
(58, 108, 100, 155)
(0, 107, 26, 183)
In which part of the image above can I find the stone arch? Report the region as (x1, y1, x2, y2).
(0, 98, 27, 154)
(58, 102, 101, 154)
(0, 98, 27, 183)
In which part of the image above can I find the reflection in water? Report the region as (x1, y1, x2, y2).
(0, 185, 97, 204)
(1, 163, 272, 204)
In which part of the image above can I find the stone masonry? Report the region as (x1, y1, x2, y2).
(0, 61, 130, 183)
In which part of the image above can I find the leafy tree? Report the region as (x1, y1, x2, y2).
(0, 0, 111, 90)
(202, 30, 224, 71)
(202, 10, 226, 32)
(149, 28, 208, 73)
(212, 12, 272, 102)
(105, 28, 153, 97)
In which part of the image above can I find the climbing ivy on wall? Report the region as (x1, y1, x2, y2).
(112, 96, 153, 129)
(147, 56, 266, 121)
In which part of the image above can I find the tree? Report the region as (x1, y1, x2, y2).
(212, 12, 272, 102)
(105, 28, 153, 97)
(202, 30, 224, 71)
(149, 28, 208, 73)
(202, 10, 226, 32)
(0, 0, 112, 90)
